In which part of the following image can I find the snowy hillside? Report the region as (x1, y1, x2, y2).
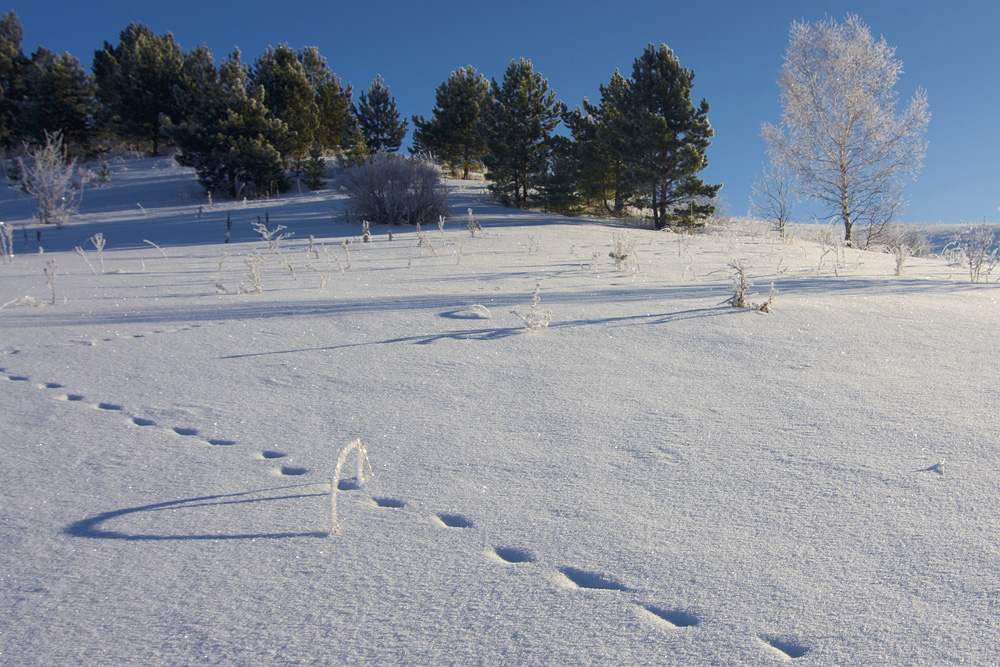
(2, 157, 999, 666)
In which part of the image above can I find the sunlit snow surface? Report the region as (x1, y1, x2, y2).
(2, 157, 999, 665)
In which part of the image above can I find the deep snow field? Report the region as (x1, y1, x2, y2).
(1, 157, 999, 666)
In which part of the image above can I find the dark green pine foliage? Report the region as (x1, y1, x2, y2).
(298, 46, 356, 154)
(92, 23, 187, 155)
(167, 48, 290, 198)
(481, 58, 563, 209)
(539, 133, 584, 215)
(301, 143, 328, 190)
(355, 75, 407, 153)
(0, 11, 28, 150)
(573, 69, 631, 216)
(609, 44, 719, 229)
(411, 66, 490, 178)
(18, 48, 98, 153)
(250, 44, 319, 159)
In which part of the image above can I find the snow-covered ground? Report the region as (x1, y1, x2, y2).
(2, 157, 999, 665)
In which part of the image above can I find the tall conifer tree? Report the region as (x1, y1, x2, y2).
(480, 58, 562, 208)
(355, 75, 406, 153)
(411, 66, 490, 178)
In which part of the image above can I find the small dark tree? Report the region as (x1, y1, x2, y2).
(251, 44, 319, 158)
(92, 23, 186, 154)
(298, 46, 356, 154)
(355, 75, 406, 153)
(18, 48, 98, 153)
(302, 143, 327, 190)
(0, 11, 28, 151)
(411, 66, 491, 178)
(166, 48, 290, 198)
(480, 58, 563, 208)
(606, 44, 720, 229)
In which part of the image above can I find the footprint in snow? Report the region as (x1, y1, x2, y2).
(760, 636, 809, 659)
(494, 546, 534, 564)
(373, 497, 405, 508)
(558, 566, 628, 591)
(278, 466, 308, 476)
(62, 394, 86, 402)
(259, 451, 286, 459)
(173, 427, 199, 437)
(7, 374, 29, 381)
(640, 605, 699, 628)
(207, 439, 237, 446)
(437, 513, 473, 528)
(131, 417, 156, 426)
(96, 403, 124, 411)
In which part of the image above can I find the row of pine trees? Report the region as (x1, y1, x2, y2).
(0, 11, 719, 227)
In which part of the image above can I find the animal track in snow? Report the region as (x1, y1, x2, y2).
(7, 375, 29, 381)
(62, 394, 86, 402)
(494, 546, 534, 564)
(207, 439, 236, 446)
(760, 636, 809, 659)
(278, 466, 309, 476)
(131, 417, 156, 426)
(558, 566, 628, 591)
(97, 403, 124, 411)
(373, 497, 405, 508)
(259, 451, 286, 459)
(172, 427, 199, 437)
(437, 513, 474, 528)
(43, 382, 63, 389)
(641, 605, 699, 628)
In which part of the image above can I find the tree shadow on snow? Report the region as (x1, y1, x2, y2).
(63, 485, 330, 540)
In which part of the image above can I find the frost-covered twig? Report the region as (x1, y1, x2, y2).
(330, 439, 374, 535)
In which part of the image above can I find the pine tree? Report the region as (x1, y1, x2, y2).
(480, 58, 563, 208)
(18, 48, 98, 153)
(250, 44, 319, 158)
(411, 66, 490, 178)
(92, 23, 186, 155)
(302, 143, 328, 190)
(298, 46, 355, 154)
(166, 48, 290, 198)
(0, 11, 27, 151)
(605, 44, 719, 229)
(355, 75, 407, 153)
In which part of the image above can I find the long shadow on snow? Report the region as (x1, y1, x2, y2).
(218, 307, 735, 358)
(64, 485, 329, 540)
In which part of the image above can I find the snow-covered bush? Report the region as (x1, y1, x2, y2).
(17, 131, 82, 227)
(948, 224, 999, 283)
(338, 150, 450, 226)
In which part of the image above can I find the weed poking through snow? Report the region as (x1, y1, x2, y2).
(728, 259, 776, 312)
(515, 283, 552, 333)
(330, 439, 374, 535)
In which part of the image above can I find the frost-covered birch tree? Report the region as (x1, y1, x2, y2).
(18, 130, 81, 227)
(762, 15, 929, 245)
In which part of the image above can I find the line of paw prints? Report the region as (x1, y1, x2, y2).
(1, 367, 296, 476)
(2, 367, 811, 660)
(355, 496, 810, 660)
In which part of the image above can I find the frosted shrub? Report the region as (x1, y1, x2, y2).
(948, 224, 998, 283)
(515, 283, 552, 333)
(339, 150, 450, 226)
(728, 259, 775, 312)
(17, 131, 82, 228)
(252, 215, 292, 253)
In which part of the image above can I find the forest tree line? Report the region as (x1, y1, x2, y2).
(0, 11, 723, 227)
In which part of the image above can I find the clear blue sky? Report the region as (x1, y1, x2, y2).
(12, 0, 999, 223)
